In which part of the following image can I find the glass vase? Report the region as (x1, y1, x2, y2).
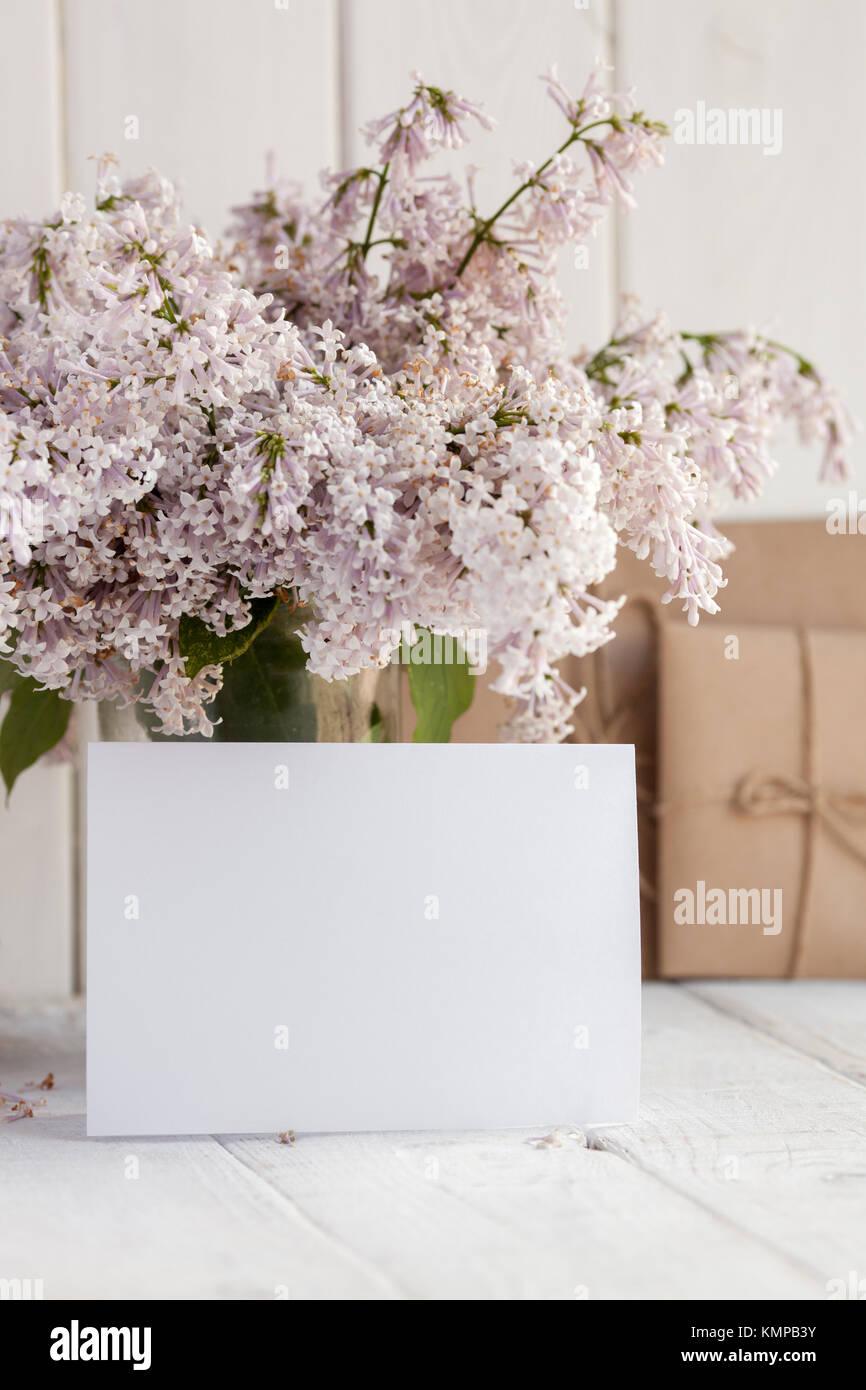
(97, 609, 401, 744)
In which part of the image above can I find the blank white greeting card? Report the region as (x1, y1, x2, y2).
(86, 742, 640, 1136)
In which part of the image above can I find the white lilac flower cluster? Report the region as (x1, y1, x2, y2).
(0, 69, 855, 740)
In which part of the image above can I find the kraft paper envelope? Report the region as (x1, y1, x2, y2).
(87, 742, 640, 1136)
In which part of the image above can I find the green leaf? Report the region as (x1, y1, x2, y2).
(0, 681, 72, 799)
(364, 702, 385, 743)
(0, 659, 23, 697)
(211, 608, 317, 742)
(408, 633, 476, 743)
(178, 596, 279, 679)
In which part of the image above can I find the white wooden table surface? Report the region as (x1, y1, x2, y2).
(3, 982, 865, 1301)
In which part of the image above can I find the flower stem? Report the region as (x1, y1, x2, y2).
(360, 164, 390, 259)
(681, 331, 816, 378)
(454, 119, 615, 278)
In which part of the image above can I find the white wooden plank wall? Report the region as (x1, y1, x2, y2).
(340, 0, 617, 355)
(616, 0, 866, 518)
(0, 0, 863, 997)
(0, 2, 71, 1000)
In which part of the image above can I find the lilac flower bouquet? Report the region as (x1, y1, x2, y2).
(0, 66, 854, 791)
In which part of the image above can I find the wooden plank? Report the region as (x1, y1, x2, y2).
(589, 984, 866, 1287)
(61, 0, 340, 239)
(1, 998, 821, 1299)
(688, 981, 866, 1087)
(0, 6, 74, 1003)
(0, 0, 63, 215)
(0, 1005, 399, 1299)
(341, 0, 618, 354)
(220, 1126, 817, 1298)
(0, 762, 74, 1002)
(73, 706, 100, 995)
(615, 0, 866, 518)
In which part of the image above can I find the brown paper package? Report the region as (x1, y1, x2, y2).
(401, 520, 866, 975)
(658, 622, 866, 978)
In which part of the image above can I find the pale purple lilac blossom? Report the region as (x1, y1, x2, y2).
(0, 71, 855, 741)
